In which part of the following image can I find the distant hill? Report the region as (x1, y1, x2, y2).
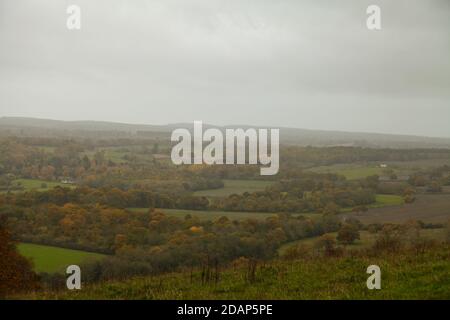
(1, 116, 450, 149)
(0, 117, 168, 132)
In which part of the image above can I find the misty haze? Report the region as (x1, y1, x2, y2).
(1, 0, 450, 137)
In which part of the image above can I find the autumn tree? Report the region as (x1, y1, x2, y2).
(426, 181, 442, 193)
(315, 234, 338, 256)
(337, 224, 360, 245)
(322, 202, 340, 215)
(403, 187, 416, 203)
(0, 216, 39, 298)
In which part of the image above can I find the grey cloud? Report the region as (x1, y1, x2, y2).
(0, 0, 449, 137)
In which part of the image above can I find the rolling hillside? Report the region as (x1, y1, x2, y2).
(31, 244, 450, 300)
(2, 117, 450, 148)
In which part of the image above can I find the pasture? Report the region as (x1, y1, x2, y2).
(193, 179, 274, 197)
(18, 243, 106, 274)
(307, 164, 386, 180)
(385, 158, 450, 171)
(370, 194, 404, 208)
(12, 179, 73, 192)
(307, 159, 450, 180)
(82, 146, 169, 165)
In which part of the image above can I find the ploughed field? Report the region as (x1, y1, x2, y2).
(344, 194, 450, 224)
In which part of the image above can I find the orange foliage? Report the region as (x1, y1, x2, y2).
(0, 217, 39, 298)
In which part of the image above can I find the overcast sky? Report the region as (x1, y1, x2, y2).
(0, 0, 449, 137)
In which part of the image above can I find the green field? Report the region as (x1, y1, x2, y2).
(127, 194, 402, 221)
(37, 146, 57, 153)
(372, 194, 404, 207)
(341, 194, 404, 213)
(307, 159, 450, 180)
(11, 179, 74, 192)
(35, 245, 450, 299)
(307, 164, 386, 180)
(385, 159, 450, 171)
(18, 243, 106, 273)
(193, 179, 274, 197)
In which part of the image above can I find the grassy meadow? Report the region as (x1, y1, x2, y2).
(13, 179, 72, 191)
(32, 244, 450, 300)
(307, 159, 450, 180)
(127, 193, 404, 222)
(307, 164, 386, 180)
(18, 243, 106, 273)
(82, 149, 130, 164)
(371, 194, 404, 207)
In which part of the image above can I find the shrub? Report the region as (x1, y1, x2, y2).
(337, 224, 360, 245)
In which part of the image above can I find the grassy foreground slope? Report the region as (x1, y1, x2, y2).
(18, 243, 106, 273)
(35, 245, 450, 300)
